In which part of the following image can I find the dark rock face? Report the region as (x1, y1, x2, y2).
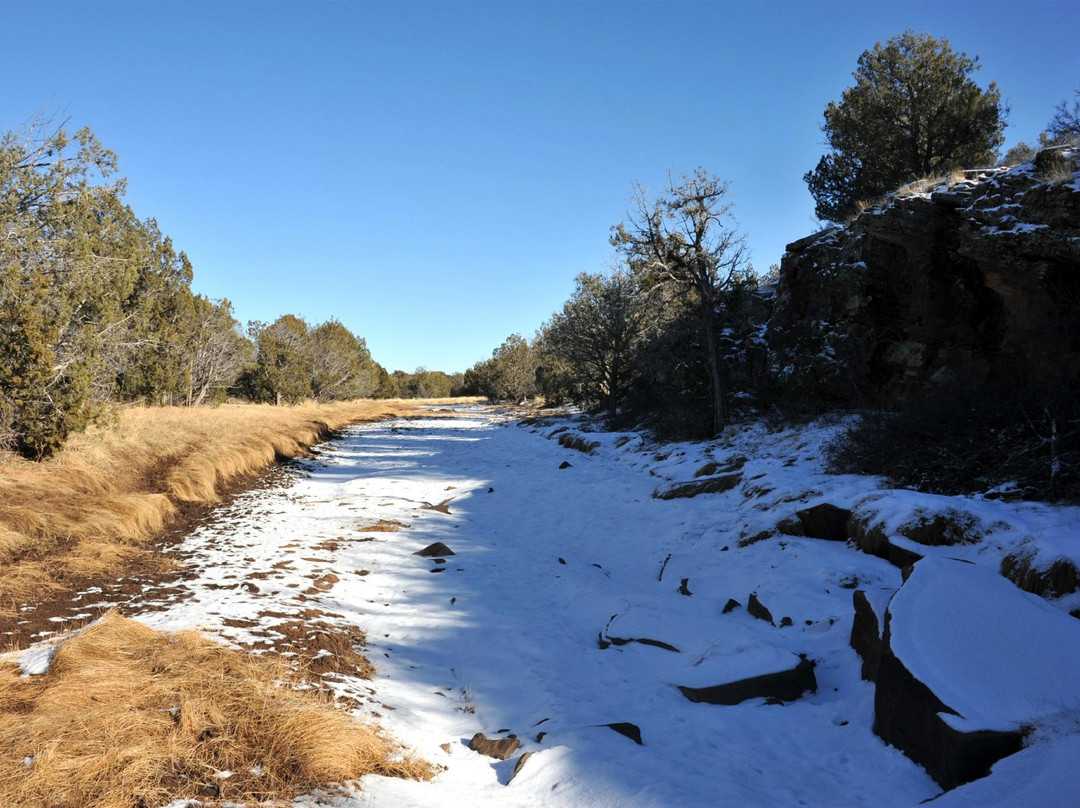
(795, 503, 852, 541)
(767, 149, 1080, 404)
(874, 615, 1023, 790)
(679, 656, 817, 705)
(849, 590, 882, 682)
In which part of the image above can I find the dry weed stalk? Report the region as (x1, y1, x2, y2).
(0, 613, 431, 807)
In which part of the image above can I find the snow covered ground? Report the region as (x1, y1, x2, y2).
(18, 405, 1080, 806)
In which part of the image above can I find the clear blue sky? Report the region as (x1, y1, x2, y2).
(4, 1, 1078, 373)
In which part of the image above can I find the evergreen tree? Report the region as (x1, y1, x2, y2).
(308, 319, 378, 400)
(541, 266, 654, 417)
(0, 118, 125, 455)
(805, 31, 1005, 222)
(252, 315, 312, 404)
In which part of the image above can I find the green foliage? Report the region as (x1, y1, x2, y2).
(308, 319, 379, 401)
(805, 31, 1005, 222)
(463, 334, 538, 403)
(0, 118, 128, 455)
(251, 315, 313, 404)
(539, 267, 653, 416)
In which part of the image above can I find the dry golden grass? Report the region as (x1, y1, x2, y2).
(0, 612, 432, 807)
(0, 400, 417, 621)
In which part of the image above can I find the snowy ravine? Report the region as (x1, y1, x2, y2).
(62, 406, 1080, 806)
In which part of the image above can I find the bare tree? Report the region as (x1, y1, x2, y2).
(1046, 88, 1080, 143)
(611, 168, 750, 434)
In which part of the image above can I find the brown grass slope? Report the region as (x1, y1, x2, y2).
(0, 400, 415, 623)
(0, 612, 432, 808)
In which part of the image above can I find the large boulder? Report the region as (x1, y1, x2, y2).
(873, 557, 1080, 790)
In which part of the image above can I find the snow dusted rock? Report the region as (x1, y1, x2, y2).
(999, 552, 1079, 598)
(895, 510, 982, 546)
(468, 732, 520, 760)
(794, 503, 851, 541)
(506, 751, 534, 783)
(847, 510, 924, 569)
(653, 473, 742, 500)
(679, 654, 817, 706)
(775, 516, 806, 537)
(874, 557, 1080, 790)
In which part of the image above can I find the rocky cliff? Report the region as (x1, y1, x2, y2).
(766, 145, 1080, 404)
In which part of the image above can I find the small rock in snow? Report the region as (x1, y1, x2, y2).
(747, 593, 775, 625)
(603, 722, 644, 745)
(414, 542, 455, 558)
(468, 732, 521, 760)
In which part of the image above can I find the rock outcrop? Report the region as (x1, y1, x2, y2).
(767, 146, 1080, 404)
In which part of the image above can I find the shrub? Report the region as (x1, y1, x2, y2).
(825, 374, 1080, 502)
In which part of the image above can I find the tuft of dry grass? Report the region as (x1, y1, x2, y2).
(0, 612, 432, 807)
(0, 400, 416, 623)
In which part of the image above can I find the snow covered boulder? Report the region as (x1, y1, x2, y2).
(874, 557, 1080, 790)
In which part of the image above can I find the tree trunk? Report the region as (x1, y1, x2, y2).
(703, 318, 728, 435)
(607, 363, 619, 419)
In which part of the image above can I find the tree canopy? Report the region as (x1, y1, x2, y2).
(612, 168, 750, 433)
(805, 31, 1006, 222)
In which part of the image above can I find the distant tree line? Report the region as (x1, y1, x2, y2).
(0, 117, 454, 459)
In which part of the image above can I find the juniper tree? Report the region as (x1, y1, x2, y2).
(541, 266, 654, 418)
(805, 31, 1005, 222)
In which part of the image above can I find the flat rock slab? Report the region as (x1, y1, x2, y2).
(679, 655, 817, 705)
